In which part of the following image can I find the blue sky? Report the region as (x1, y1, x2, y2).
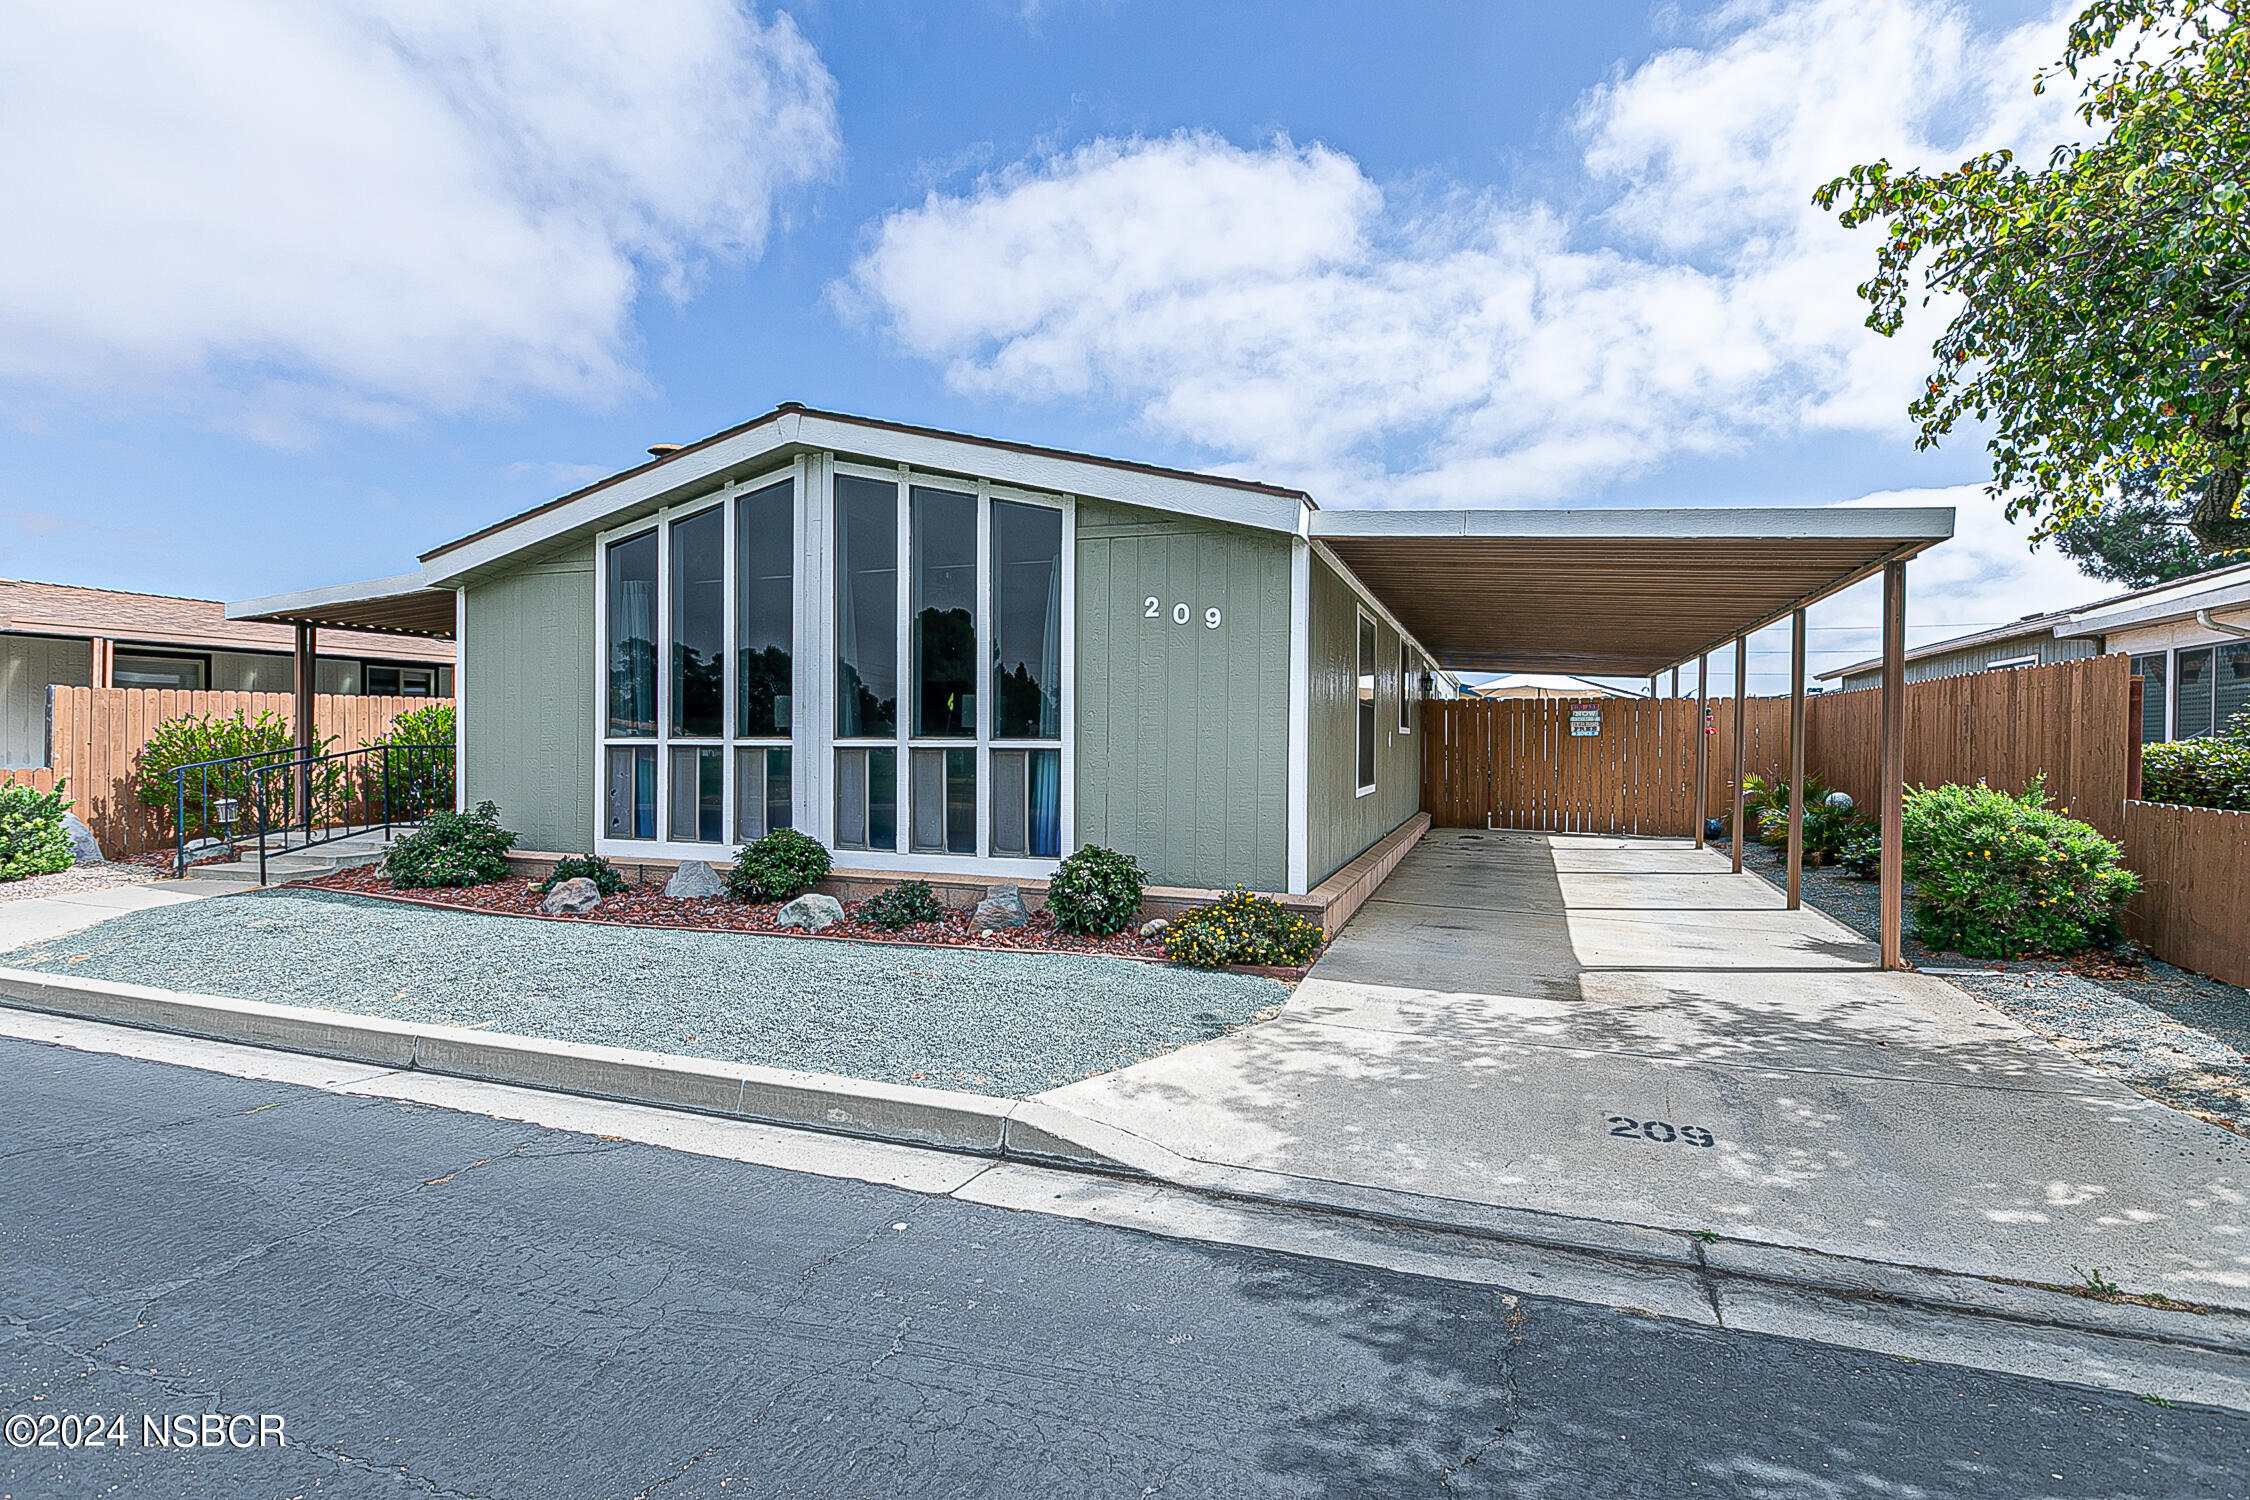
(0, 0, 2100, 687)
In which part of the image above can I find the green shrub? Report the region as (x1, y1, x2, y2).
(1164, 887, 1324, 969)
(538, 853, 628, 896)
(859, 879, 943, 929)
(1745, 772, 1836, 846)
(0, 780, 74, 881)
(384, 800, 517, 889)
(1839, 829, 1883, 880)
(1045, 844, 1146, 935)
(2140, 735, 2250, 811)
(725, 827, 831, 902)
(372, 702, 456, 818)
(135, 709, 340, 834)
(1901, 778, 2139, 959)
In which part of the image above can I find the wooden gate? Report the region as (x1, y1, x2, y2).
(1422, 696, 1793, 836)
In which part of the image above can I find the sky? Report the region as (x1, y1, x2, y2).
(0, 0, 2117, 690)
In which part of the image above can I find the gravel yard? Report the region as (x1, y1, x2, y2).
(1740, 840, 2250, 1132)
(2, 888, 1287, 1096)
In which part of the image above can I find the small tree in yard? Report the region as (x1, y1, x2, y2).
(136, 710, 339, 835)
(1817, 1, 2250, 555)
(1901, 779, 2139, 958)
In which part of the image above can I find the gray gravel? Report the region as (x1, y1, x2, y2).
(2, 888, 1287, 1097)
(1740, 840, 2250, 1131)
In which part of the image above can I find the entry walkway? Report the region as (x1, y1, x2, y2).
(1042, 828, 2250, 1309)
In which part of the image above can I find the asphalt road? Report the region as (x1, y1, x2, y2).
(1, 1037, 2241, 1499)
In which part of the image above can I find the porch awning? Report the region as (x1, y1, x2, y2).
(226, 572, 456, 640)
(1310, 506, 1953, 675)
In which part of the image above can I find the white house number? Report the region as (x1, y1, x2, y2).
(1145, 597, 1223, 629)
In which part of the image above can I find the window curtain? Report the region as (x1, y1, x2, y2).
(1029, 747, 1060, 858)
(1037, 551, 1061, 738)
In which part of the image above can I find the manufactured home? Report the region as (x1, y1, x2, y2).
(231, 404, 1954, 902)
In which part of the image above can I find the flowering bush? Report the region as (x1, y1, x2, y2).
(0, 780, 74, 881)
(1901, 778, 2138, 958)
(1164, 887, 1324, 969)
(1045, 844, 1145, 935)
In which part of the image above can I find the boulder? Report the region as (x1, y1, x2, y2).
(664, 859, 726, 899)
(540, 877, 602, 915)
(774, 893, 845, 932)
(177, 837, 232, 862)
(1138, 917, 1171, 940)
(60, 812, 104, 865)
(971, 883, 1029, 931)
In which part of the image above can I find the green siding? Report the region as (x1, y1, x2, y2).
(1075, 501, 1291, 889)
(463, 542, 596, 853)
(1307, 554, 1420, 886)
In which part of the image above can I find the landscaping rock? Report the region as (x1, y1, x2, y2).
(177, 838, 232, 863)
(774, 893, 845, 932)
(60, 813, 104, 865)
(664, 859, 726, 899)
(972, 883, 1029, 931)
(540, 877, 602, 915)
(1138, 917, 1171, 940)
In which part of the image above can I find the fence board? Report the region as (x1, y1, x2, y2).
(32, 687, 450, 858)
(2122, 800, 2250, 989)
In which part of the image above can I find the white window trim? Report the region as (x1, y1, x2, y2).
(593, 455, 1073, 871)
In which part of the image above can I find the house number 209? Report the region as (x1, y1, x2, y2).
(1146, 597, 1222, 629)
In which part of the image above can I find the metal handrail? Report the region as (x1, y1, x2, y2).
(171, 740, 455, 882)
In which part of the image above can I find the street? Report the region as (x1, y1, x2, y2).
(2, 1035, 2241, 1499)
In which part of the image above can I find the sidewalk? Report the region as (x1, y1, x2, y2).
(1038, 828, 2250, 1314)
(0, 874, 252, 948)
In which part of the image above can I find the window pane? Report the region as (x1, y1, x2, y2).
(2132, 653, 2167, 743)
(993, 500, 1063, 738)
(735, 747, 768, 842)
(835, 476, 898, 738)
(737, 479, 793, 738)
(766, 747, 792, 834)
(114, 653, 206, 690)
(835, 749, 867, 848)
(834, 747, 896, 851)
(1398, 641, 1412, 731)
(2178, 647, 2215, 737)
(365, 665, 402, 697)
(990, 749, 1026, 856)
(868, 747, 897, 851)
(606, 745, 655, 839)
(913, 487, 977, 737)
(669, 745, 722, 842)
(911, 748, 947, 852)
(670, 507, 724, 737)
(606, 531, 658, 736)
(2220, 643, 2250, 736)
(1028, 748, 1060, 858)
(1356, 614, 1377, 790)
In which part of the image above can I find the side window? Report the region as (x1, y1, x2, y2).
(1356, 612, 1377, 793)
(1398, 640, 1413, 733)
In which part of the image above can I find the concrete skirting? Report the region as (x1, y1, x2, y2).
(1305, 812, 1430, 935)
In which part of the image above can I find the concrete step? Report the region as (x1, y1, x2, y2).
(181, 831, 409, 885)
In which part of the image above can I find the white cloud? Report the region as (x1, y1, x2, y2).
(0, 0, 839, 430)
(841, 0, 2080, 505)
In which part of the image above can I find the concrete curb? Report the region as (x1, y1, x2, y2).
(5, 964, 2245, 1357)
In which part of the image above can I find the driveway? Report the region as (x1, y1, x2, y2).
(1041, 828, 2250, 1309)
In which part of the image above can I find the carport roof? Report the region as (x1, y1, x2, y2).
(226, 572, 458, 640)
(1311, 506, 1953, 675)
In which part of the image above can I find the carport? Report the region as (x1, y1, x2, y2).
(1309, 506, 1954, 969)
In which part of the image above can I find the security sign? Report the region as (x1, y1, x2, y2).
(1569, 705, 1602, 737)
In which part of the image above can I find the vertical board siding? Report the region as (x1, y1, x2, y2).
(1306, 556, 1421, 885)
(463, 546, 595, 854)
(0, 635, 93, 769)
(2122, 800, 2250, 988)
(5, 686, 448, 857)
(1073, 501, 1290, 890)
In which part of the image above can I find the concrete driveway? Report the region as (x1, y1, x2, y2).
(1042, 828, 2250, 1309)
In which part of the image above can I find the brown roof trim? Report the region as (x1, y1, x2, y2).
(420, 402, 1313, 565)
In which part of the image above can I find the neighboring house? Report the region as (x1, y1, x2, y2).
(1463, 673, 1643, 701)
(0, 579, 456, 769)
(1819, 558, 2250, 743)
(227, 403, 1949, 896)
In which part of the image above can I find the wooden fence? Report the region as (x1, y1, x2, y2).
(0, 687, 450, 858)
(2120, 800, 2250, 989)
(1425, 655, 2134, 839)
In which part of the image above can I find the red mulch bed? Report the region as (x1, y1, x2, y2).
(297, 864, 1253, 966)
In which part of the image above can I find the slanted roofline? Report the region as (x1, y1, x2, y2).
(419, 402, 1313, 583)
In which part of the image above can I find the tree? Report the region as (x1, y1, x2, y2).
(1815, 1, 2250, 551)
(2052, 473, 2228, 585)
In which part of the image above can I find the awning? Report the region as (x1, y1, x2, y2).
(1311, 506, 1953, 675)
(226, 572, 457, 640)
